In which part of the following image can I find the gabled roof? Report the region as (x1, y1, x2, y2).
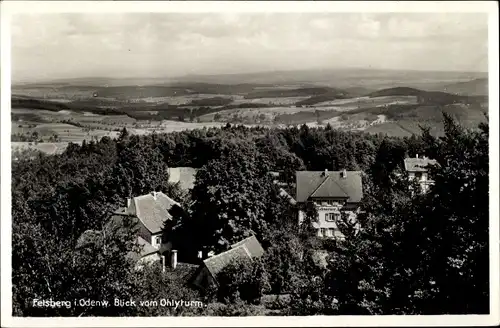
(202, 236, 265, 279)
(404, 158, 438, 172)
(296, 171, 363, 203)
(203, 245, 252, 278)
(168, 167, 198, 191)
(230, 235, 265, 258)
(127, 192, 180, 234)
(310, 177, 349, 199)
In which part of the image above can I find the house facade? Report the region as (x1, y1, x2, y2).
(296, 169, 363, 239)
(107, 191, 182, 267)
(403, 155, 437, 193)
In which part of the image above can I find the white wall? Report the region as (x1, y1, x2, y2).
(408, 171, 433, 193)
(151, 233, 162, 249)
(298, 201, 359, 239)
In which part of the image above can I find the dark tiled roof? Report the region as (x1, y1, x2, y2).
(404, 158, 438, 172)
(203, 245, 252, 278)
(296, 171, 363, 203)
(230, 235, 265, 258)
(168, 167, 198, 191)
(129, 192, 180, 234)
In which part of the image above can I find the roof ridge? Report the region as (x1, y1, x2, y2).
(308, 175, 330, 199)
(134, 194, 151, 200)
(332, 177, 350, 197)
(203, 245, 250, 265)
(310, 174, 349, 199)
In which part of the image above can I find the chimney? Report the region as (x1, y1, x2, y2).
(197, 250, 203, 260)
(324, 168, 328, 176)
(151, 191, 157, 200)
(161, 255, 166, 273)
(126, 198, 131, 208)
(416, 154, 419, 159)
(171, 250, 178, 269)
(341, 169, 347, 179)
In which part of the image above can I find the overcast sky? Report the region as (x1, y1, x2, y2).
(11, 13, 488, 82)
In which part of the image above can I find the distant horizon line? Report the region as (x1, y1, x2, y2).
(12, 66, 489, 85)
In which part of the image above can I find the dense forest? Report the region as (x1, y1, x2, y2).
(11, 112, 489, 316)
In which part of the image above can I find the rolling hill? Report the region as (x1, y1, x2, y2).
(368, 87, 487, 106)
(244, 87, 345, 99)
(440, 78, 488, 96)
(368, 87, 424, 97)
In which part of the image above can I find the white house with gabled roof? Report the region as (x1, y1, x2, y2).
(296, 169, 363, 239)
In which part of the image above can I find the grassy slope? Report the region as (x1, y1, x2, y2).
(11, 78, 489, 138)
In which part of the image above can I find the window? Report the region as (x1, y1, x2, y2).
(325, 212, 341, 222)
(415, 172, 423, 180)
(320, 228, 327, 237)
(154, 236, 161, 247)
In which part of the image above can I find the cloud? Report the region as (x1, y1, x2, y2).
(11, 13, 489, 81)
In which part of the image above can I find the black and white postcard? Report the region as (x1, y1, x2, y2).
(1, 1, 498, 327)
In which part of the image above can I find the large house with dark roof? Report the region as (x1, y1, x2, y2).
(190, 235, 265, 290)
(296, 169, 363, 239)
(403, 155, 437, 193)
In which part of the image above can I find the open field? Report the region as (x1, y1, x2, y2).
(11, 71, 489, 155)
(231, 96, 310, 106)
(11, 142, 73, 155)
(313, 95, 418, 108)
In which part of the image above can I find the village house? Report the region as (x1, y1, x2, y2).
(190, 235, 265, 291)
(76, 191, 183, 269)
(296, 169, 363, 239)
(122, 191, 181, 252)
(403, 155, 438, 193)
